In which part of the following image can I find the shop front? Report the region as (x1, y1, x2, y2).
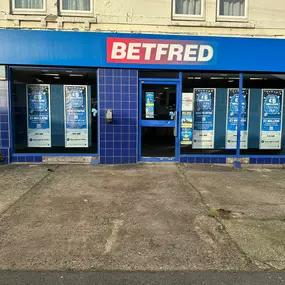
(1, 29, 285, 165)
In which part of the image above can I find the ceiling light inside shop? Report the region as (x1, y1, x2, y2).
(211, 77, 223, 79)
(54, 77, 60, 79)
(187, 77, 194, 79)
(228, 80, 234, 83)
(250, 77, 264, 80)
(164, 87, 169, 90)
(43, 73, 59, 76)
(69, 74, 84, 77)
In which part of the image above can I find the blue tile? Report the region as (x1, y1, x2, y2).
(187, 157, 195, 163)
(122, 149, 129, 157)
(106, 141, 113, 148)
(113, 157, 122, 164)
(218, 158, 226, 164)
(129, 149, 137, 157)
(203, 157, 211, 163)
(11, 157, 18, 163)
(250, 158, 257, 164)
(1, 139, 9, 147)
(17, 156, 26, 162)
(211, 158, 218, 163)
(105, 157, 114, 164)
(114, 77, 122, 85)
(280, 158, 285, 164)
(130, 77, 138, 85)
(105, 149, 114, 157)
(1, 114, 8, 123)
(180, 157, 187, 163)
(34, 156, 42, 162)
(129, 157, 137, 164)
(1, 131, 8, 139)
(257, 158, 264, 164)
(121, 157, 129, 164)
(0, 148, 9, 156)
(272, 158, 280, 164)
(0, 122, 8, 131)
(100, 157, 106, 164)
(263, 158, 272, 164)
(114, 149, 122, 157)
(195, 157, 202, 163)
(26, 156, 34, 162)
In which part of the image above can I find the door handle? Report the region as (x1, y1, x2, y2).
(173, 111, 177, 137)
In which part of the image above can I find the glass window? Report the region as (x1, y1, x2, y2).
(181, 72, 240, 155)
(219, 0, 245, 17)
(242, 74, 285, 156)
(12, 68, 98, 154)
(174, 0, 203, 16)
(14, 0, 44, 9)
(62, 0, 91, 11)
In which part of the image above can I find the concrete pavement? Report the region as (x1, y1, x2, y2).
(0, 163, 284, 271)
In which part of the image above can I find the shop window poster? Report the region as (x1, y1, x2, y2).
(193, 88, 216, 149)
(26, 84, 51, 148)
(181, 93, 193, 145)
(226, 89, 250, 149)
(64, 85, 88, 148)
(260, 89, 284, 150)
(145, 92, 154, 119)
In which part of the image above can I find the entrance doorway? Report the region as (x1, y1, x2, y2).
(139, 79, 180, 161)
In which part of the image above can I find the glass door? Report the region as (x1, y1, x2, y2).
(139, 79, 180, 161)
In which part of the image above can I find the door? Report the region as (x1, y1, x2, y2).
(139, 79, 180, 161)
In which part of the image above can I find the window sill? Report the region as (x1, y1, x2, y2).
(172, 14, 205, 21)
(171, 20, 255, 29)
(11, 9, 46, 15)
(59, 11, 94, 18)
(216, 16, 248, 23)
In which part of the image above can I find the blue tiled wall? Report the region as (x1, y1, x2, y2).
(98, 69, 138, 164)
(0, 80, 9, 164)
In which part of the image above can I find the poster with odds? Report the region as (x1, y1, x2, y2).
(260, 89, 284, 150)
(26, 84, 51, 148)
(64, 85, 88, 148)
(226, 89, 250, 149)
(193, 88, 216, 149)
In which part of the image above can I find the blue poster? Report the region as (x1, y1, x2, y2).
(226, 89, 250, 149)
(193, 89, 215, 149)
(64, 85, 88, 148)
(181, 111, 193, 145)
(26, 84, 51, 147)
(145, 92, 154, 119)
(260, 89, 284, 149)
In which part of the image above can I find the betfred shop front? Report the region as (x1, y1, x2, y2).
(1, 29, 285, 165)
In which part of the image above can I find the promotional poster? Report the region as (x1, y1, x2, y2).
(193, 89, 216, 149)
(226, 89, 250, 149)
(145, 92, 154, 119)
(26, 84, 51, 148)
(181, 92, 194, 145)
(260, 89, 284, 150)
(64, 85, 88, 148)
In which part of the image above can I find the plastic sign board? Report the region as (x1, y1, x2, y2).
(260, 89, 284, 150)
(64, 85, 88, 148)
(226, 89, 250, 149)
(193, 88, 216, 149)
(181, 93, 194, 145)
(26, 84, 51, 148)
(107, 38, 214, 65)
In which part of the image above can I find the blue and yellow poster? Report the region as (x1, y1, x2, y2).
(181, 111, 193, 145)
(145, 92, 154, 119)
(226, 89, 250, 149)
(26, 84, 51, 147)
(193, 88, 215, 149)
(64, 85, 88, 148)
(260, 89, 284, 149)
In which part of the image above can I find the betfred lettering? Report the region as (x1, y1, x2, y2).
(107, 38, 214, 64)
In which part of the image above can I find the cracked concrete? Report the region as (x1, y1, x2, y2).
(0, 163, 284, 271)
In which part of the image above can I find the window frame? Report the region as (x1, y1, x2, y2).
(12, 0, 46, 14)
(216, 0, 248, 22)
(60, 0, 93, 16)
(172, 0, 205, 21)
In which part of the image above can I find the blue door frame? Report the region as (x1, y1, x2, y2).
(138, 76, 182, 162)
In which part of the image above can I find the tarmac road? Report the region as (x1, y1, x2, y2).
(0, 271, 285, 285)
